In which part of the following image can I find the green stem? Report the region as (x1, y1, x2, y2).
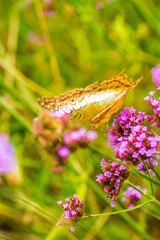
(83, 200, 151, 218)
(0, 56, 53, 96)
(89, 144, 160, 186)
(0, 78, 38, 115)
(141, 207, 160, 221)
(87, 178, 151, 240)
(142, 159, 154, 196)
(136, 170, 160, 186)
(128, 181, 160, 207)
(0, 97, 33, 133)
(33, 0, 64, 91)
(153, 169, 160, 181)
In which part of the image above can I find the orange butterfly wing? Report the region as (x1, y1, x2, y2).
(38, 71, 142, 128)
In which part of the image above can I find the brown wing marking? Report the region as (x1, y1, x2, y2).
(69, 102, 98, 122)
(38, 97, 57, 111)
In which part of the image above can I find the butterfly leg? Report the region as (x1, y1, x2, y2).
(100, 123, 108, 133)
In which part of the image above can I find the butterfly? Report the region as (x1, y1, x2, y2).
(38, 70, 143, 129)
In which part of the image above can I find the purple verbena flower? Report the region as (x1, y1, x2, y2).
(144, 90, 160, 127)
(151, 65, 160, 87)
(57, 195, 85, 231)
(96, 159, 130, 206)
(122, 186, 147, 208)
(0, 133, 18, 176)
(64, 128, 97, 149)
(108, 107, 145, 145)
(108, 108, 160, 175)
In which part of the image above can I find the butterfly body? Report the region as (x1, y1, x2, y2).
(38, 70, 142, 129)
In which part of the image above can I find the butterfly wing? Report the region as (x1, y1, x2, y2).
(69, 89, 126, 122)
(38, 71, 142, 128)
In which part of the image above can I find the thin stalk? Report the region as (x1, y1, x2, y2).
(89, 144, 160, 186)
(33, 0, 64, 91)
(1, 186, 55, 223)
(0, 79, 38, 115)
(87, 178, 151, 240)
(128, 181, 160, 207)
(153, 169, 160, 181)
(69, 160, 152, 240)
(0, 57, 53, 96)
(5, 6, 19, 85)
(136, 170, 160, 186)
(131, 0, 160, 38)
(0, 97, 33, 133)
(83, 200, 151, 218)
(142, 159, 154, 196)
(141, 207, 160, 221)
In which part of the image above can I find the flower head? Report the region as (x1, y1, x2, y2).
(96, 159, 130, 206)
(33, 111, 97, 173)
(108, 108, 160, 175)
(64, 128, 97, 149)
(144, 90, 160, 127)
(151, 65, 160, 87)
(108, 107, 145, 145)
(0, 133, 18, 176)
(122, 186, 147, 208)
(57, 195, 85, 231)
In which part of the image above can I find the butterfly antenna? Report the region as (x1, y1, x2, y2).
(129, 75, 143, 91)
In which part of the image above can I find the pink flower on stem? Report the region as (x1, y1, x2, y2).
(122, 186, 147, 208)
(151, 65, 160, 87)
(144, 90, 160, 127)
(96, 159, 130, 207)
(108, 107, 160, 176)
(57, 195, 85, 231)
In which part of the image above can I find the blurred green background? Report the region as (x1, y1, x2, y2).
(0, 0, 160, 239)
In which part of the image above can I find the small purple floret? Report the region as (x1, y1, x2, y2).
(58, 146, 70, 158)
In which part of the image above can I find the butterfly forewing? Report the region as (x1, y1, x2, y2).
(38, 70, 142, 128)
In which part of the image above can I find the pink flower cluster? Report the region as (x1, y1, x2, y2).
(151, 65, 160, 87)
(33, 111, 97, 173)
(64, 128, 98, 149)
(108, 107, 145, 145)
(57, 195, 85, 231)
(0, 133, 17, 176)
(144, 90, 160, 127)
(122, 186, 147, 208)
(108, 108, 160, 175)
(96, 159, 130, 207)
